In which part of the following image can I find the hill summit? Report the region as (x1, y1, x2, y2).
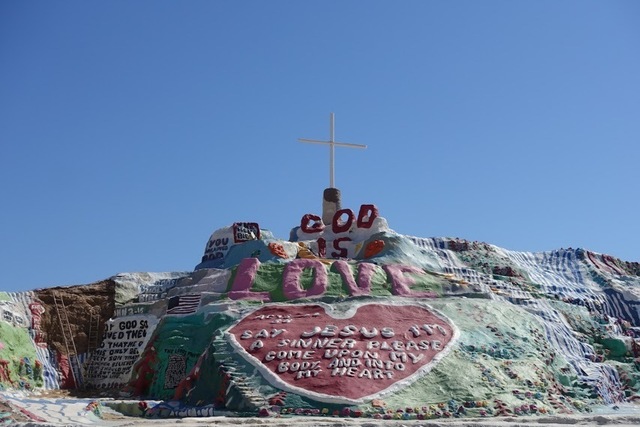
(1, 200, 639, 421)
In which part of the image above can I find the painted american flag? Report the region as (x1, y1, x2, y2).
(166, 294, 201, 315)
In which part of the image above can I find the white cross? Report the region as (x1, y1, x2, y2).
(298, 113, 367, 188)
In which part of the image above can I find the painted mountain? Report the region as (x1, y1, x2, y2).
(1, 203, 639, 420)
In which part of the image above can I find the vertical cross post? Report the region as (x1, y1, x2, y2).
(330, 112, 335, 188)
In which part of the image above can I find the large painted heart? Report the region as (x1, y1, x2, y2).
(226, 301, 458, 404)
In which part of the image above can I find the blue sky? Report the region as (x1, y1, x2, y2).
(1, 1, 638, 292)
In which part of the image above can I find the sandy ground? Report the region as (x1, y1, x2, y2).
(2, 390, 640, 427)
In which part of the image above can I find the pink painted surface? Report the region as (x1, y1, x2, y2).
(383, 264, 438, 298)
(228, 258, 270, 301)
(282, 259, 327, 300)
(228, 303, 455, 402)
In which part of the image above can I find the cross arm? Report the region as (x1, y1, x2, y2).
(297, 138, 367, 149)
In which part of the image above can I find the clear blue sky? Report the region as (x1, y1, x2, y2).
(1, 1, 638, 292)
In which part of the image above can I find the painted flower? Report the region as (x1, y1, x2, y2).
(268, 242, 289, 259)
(364, 239, 385, 258)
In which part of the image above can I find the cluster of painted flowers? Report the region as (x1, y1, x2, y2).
(259, 399, 547, 419)
(259, 393, 584, 420)
(493, 396, 549, 416)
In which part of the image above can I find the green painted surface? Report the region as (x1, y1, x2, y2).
(0, 321, 42, 390)
(144, 314, 219, 399)
(225, 261, 449, 302)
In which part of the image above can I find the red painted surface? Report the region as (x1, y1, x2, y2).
(228, 303, 456, 402)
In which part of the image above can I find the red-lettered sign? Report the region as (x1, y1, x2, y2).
(227, 302, 457, 404)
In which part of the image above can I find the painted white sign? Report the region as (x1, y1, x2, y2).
(85, 315, 158, 389)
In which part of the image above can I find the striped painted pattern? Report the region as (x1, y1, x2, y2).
(402, 238, 637, 404)
(7, 291, 60, 390)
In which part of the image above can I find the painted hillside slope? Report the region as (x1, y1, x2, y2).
(1, 204, 639, 420)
